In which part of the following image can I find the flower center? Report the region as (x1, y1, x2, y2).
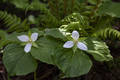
(28, 39, 32, 43)
(73, 39, 78, 45)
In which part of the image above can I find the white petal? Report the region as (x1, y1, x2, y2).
(17, 35, 29, 42)
(72, 30, 79, 40)
(63, 41, 74, 48)
(31, 33, 38, 42)
(77, 42, 88, 51)
(24, 43, 32, 53)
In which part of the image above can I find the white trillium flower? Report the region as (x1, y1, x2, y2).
(17, 33, 38, 53)
(63, 30, 88, 51)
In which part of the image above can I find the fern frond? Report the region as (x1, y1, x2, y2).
(93, 28, 120, 40)
(26, 0, 60, 28)
(0, 11, 29, 32)
(62, 13, 89, 24)
(61, 13, 94, 36)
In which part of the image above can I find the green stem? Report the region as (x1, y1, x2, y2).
(34, 71, 37, 80)
(48, 0, 53, 13)
(7, 74, 11, 80)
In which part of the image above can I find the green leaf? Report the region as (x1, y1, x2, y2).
(54, 49, 92, 78)
(28, 0, 47, 10)
(10, 0, 29, 9)
(3, 44, 37, 76)
(98, 1, 120, 17)
(6, 32, 20, 42)
(0, 31, 22, 48)
(88, 0, 97, 4)
(77, 0, 86, 3)
(31, 28, 44, 37)
(45, 28, 67, 41)
(0, 30, 7, 48)
(31, 37, 62, 64)
(31, 36, 92, 77)
(85, 38, 113, 61)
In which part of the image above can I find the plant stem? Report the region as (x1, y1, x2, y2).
(34, 71, 37, 80)
(48, 0, 52, 11)
(48, 0, 54, 14)
(85, 0, 88, 5)
(64, 0, 67, 17)
(90, 0, 102, 18)
(55, 0, 59, 19)
(71, 0, 75, 13)
(7, 74, 11, 80)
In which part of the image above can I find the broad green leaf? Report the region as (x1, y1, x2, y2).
(0, 31, 21, 48)
(54, 49, 92, 78)
(31, 37, 62, 64)
(9, 0, 45, 10)
(88, 0, 97, 4)
(10, 0, 29, 9)
(28, 0, 47, 10)
(85, 38, 113, 61)
(45, 28, 67, 41)
(0, 30, 7, 48)
(6, 32, 20, 42)
(3, 44, 37, 76)
(31, 28, 44, 37)
(77, 0, 86, 3)
(31, 36, 92, 77)
(98, 1, 120, 17)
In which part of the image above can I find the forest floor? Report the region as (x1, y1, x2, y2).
(0, 41, 120, 80)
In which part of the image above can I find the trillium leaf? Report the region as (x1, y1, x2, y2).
(31, 37, 62, 64)
(85, 38, 113, 61)
(3, 44, 38, 76)
(6, 32, 27, 43)
(31, 36, 92, 77)
(45, 28, 67, 41)
(53, 49, 92, 78)
(31, 28, 44, 37)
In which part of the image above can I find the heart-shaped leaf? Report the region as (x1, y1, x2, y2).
(45, 28, 67, 41)
(54, 49, 92, 78)
(3, 44, 38, 76)
(31, 37, 62, 64)
(31, 36, 92, 77)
